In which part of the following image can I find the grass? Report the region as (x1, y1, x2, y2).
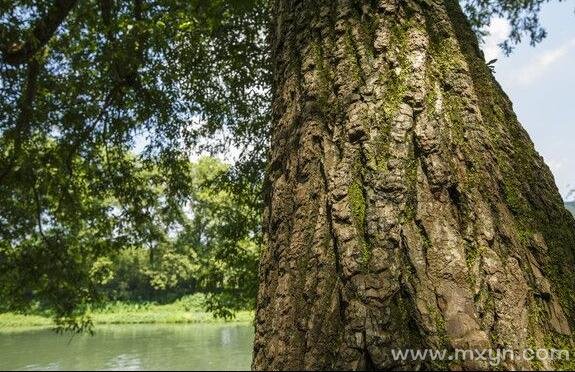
(0, 313, 53, 330)
(0, 294, 254, 332)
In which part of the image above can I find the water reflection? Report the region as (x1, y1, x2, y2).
(22, 362, 60, 371)
(103, 354, 142, 371)
(221, 328, 232, 345)
(0, 324, 254, 371)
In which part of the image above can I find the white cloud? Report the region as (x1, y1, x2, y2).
(542, 155, 574, 200)
(482, 18, 511, 61)
(514, 38, 575, 86)
(547, 158, 564, 173)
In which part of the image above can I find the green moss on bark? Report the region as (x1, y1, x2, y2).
(348, 181, 371, 267)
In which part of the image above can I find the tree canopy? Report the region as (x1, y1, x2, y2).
(0, 0, 570, 329)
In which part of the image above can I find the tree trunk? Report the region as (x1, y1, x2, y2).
(252, 0, 575, 370)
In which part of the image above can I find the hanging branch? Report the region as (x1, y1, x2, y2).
(0, 57, 42, 184)
(1, 0, 79, 65)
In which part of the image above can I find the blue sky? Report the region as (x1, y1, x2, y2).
(482, 1, 575, 201)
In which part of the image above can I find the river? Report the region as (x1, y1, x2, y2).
(0, 324, 254, 371)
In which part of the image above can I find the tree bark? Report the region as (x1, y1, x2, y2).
(252, 0, 575, 370)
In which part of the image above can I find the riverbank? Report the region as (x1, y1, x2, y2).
(0, 295, 253, 331)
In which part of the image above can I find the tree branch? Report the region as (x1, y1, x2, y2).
(2, 0, 79, 65)
(0, 57, 42, 184)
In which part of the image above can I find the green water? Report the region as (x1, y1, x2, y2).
(0, 324, 254, 371)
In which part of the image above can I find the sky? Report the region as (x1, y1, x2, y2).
(482, 1, 575, 201)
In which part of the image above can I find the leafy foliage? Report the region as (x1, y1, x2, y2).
(461, 0, 569, 54)
(0, 153, 260, 326)
(1, 0, 268, 328)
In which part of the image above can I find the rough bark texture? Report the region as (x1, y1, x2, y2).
(252, 0, 575, 370)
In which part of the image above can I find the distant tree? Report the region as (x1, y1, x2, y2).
(0, 149, 259, 324)
(89, 157, 261, 316)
